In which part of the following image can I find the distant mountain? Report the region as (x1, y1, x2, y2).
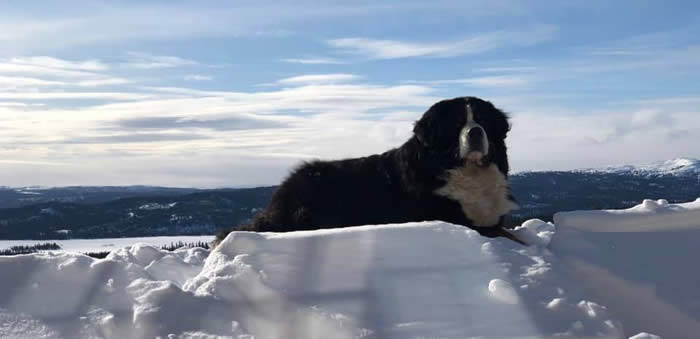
(0, 158, 698, 239)
(578, 157, 700, 177)
(0, 186, 201, 209)
(508, 158, 700, 223)
(0, 187, 276, 239)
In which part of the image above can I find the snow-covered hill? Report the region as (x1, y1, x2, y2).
(509, 158, 700, 221)
(1, 199, 700, 338)
(579, 157, 700, 177)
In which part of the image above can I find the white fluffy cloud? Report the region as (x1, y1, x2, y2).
(3, 63, 698, 187)
(0, 72, 440, 186)
(506, 101, 700, 172)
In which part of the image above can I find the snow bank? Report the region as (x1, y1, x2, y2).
(2, 197, 699, 338)
(0, 245, 209, 338)
(553, 198, 700, 338)
(554, 198, 700, 232)
(0, 221, 624, 338)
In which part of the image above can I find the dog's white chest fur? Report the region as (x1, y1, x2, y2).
(435, 163, 518, 227)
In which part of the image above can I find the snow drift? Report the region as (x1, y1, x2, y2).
(554, 198, 700, 232)
(1, 198, 699, 338)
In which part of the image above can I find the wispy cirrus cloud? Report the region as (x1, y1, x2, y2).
(0, 74, 439, 186)
(9, 56, 108, 71)
(0, 102, 45, 108)
(0, 76, 130, 88)
(1, 1, 698, 187)
(0, 58, 103, 78)
(327, 25, 558, 59)
(280, 57, 346, 65)
(276, 73, 360, 85)
(121, 52, 197, 69)
(111, 115, 288, 132)
(0, 91, 149, 100)
(0, 76, 66, 87)
(75, 78, 130, 87)
(55, 133, 211, 144)
(408, 75, 530, 88)
(0, 56, 131, 90)
(184, 74, 213, 81)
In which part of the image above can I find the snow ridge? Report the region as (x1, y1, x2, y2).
(578, 157, 700, 177)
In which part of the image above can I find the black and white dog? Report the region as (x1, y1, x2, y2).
(213, 96, 521, 247)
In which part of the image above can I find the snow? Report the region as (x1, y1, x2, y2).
(0, 198, 699, 338)
(487, 279, 519, 304)
(0, 236, 212, 253)
(629, 333, 661, 339)
(552, 199, 700, 338)
(138, 202, 178, 210)
(580, 157, 700, 177)
(554, 198, 700, 232)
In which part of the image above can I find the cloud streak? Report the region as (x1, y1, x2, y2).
(121, 52, 197, 69)
(111, 115, 288, 131)
(280, 57, 346, 65)
(408, 75, 530, 88)
(10, 56, 108, 71)
(276, 73, 360, 85)
(327, 25, 557, 59)
(0, 91, 149, 100)
(184, 74, 213, 81)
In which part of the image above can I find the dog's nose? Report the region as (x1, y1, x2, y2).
(467, 127, 484, 146)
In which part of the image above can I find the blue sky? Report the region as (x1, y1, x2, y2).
(1, 1, 699, 187)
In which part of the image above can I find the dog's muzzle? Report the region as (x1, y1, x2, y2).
(467, 127, 485, 152)
(459, 125, 489, 163)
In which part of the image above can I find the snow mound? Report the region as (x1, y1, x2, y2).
(2, 197, 700, 338)
(554, 198, 700, 232)
(629, 333, 661, 339)
(553, 198, 700, 338)
(1, 221, 623, 338)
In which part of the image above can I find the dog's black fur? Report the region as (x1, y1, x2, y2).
(213, 97, 517, 247)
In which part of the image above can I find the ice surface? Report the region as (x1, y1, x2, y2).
(1, 197, 699, 338)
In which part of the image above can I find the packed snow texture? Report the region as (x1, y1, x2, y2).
(1, 198, 699, 338)
(555, 198, 700, 232)
(552, 198, 700, 338)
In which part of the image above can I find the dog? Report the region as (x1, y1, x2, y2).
(213, 96, 522, 247)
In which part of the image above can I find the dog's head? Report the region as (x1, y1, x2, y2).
(413, 97, 511, 171)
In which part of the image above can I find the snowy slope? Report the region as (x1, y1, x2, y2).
(579, 157, 700, 177)
(2, 198, 699, 338)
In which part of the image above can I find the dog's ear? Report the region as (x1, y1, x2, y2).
(413, 119, 428, 145)
(413, 100, 447, 146)
(497, 111, 511, 140)
(487, 103, 510, 140)
(413, 109, 435, 146)
(474, 99, 510, 140)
